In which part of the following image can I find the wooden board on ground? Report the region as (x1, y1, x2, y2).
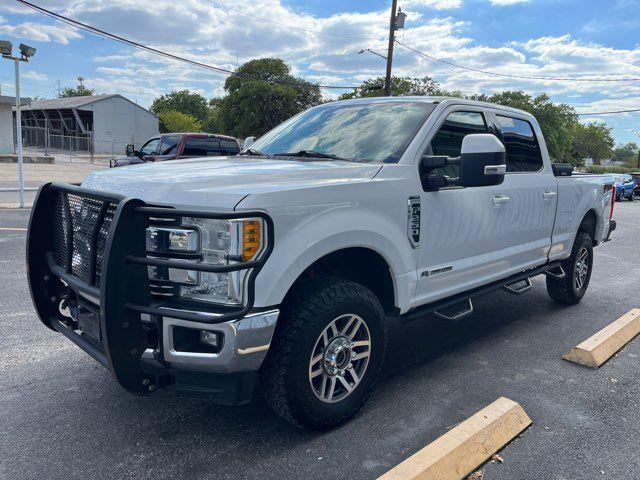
(563, 308, 640, 368)
(378, 397, 531, 480)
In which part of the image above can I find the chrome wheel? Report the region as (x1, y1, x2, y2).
(308, 314, 371, 404)
(574, 246, 590, 291)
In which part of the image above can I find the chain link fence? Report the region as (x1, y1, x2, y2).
(15, 126, 132, 165)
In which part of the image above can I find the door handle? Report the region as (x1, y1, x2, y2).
(543, 190, 557, 200)
(492, 194, 511, 207)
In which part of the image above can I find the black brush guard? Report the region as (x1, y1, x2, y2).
(26, 182, 274, 395)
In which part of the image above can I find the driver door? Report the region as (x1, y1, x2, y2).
(413, 107, 513, 306)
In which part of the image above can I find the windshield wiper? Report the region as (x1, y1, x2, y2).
(272, 150, 348, 160)
(238, 148, 265, 156)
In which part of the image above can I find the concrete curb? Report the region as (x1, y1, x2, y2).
(563, 308, 640, 368)
(378, 397, 531, 480)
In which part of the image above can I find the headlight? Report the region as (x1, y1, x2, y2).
(146, 217, 265, 305)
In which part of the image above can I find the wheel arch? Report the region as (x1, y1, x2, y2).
(281, 247, 398, 315)
(578, 209, 597, 245)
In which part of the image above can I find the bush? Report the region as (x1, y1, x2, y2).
(157, 110, 201, 133)
(584, 165, 638, 174)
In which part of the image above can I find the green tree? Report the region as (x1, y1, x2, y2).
(338, 76, 444, 100)
(483, 91, 578, 162)
(202, 98, 223, 134)
(151, 90, 210, 126)
(216, 58, 322, 138)
(157, 110, 201, 133)
(59, 85, 96, 98)
(612, 142, 639, 166)
(570, 122, 615, 165)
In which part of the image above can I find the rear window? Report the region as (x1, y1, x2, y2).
(183, 137, 239, 156)
(496, 116, 543, 172)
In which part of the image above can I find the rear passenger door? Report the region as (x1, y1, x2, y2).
(489, 112, 557, 271)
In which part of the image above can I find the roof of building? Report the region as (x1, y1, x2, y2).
(16, 94, 155, 116)
(0, 95, 31, 106)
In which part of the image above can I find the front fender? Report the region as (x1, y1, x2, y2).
(245, 201, 416, 313)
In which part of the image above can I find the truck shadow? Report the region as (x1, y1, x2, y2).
(381, 286, 569, 379)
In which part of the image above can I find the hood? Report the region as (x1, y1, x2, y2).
(82, 156, 382, 209)
(110, 155, 144, 168)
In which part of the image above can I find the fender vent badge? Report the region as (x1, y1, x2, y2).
(407, 196, 421, 248)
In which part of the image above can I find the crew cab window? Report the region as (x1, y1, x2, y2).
(221, 140, 240, 154)
(184, 137, 221, 156)
(159, 135, 180, 155)
(140, 138, 160, 156)
(496, 116, 543, 172)
(184, 137, 240, 156)
(428, 111, 488, 177)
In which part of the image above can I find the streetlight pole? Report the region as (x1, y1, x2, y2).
(14, 57, 24, 208)
(384, 0, 398, 96)
(1, 40, 36, 209)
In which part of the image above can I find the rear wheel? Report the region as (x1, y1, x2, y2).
(546, 231, 593, 305)
(260, 278, 387, 430)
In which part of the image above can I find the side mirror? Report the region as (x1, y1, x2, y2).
(125, 144, 135, 156)
(243, 136, 255, 149)
(458, 134, 506, 188)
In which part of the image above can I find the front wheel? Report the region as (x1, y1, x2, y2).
(546, 231, 593, 305)
(259, 278, 387, 430)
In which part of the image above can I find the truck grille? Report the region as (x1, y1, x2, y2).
(53, 191, 117, 287)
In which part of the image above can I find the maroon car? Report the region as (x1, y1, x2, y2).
(111, 133, 240, 167)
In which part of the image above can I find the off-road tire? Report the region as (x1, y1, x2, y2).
(259, 278, 387, 430)
(546, 231, 593, 305)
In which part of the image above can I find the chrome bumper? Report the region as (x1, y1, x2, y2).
(159, 309, 279, 373)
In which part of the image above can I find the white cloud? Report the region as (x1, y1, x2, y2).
(489, 0, 530, 5)
(0, 21, 82, 44)
(403, 0, 463, 9)
(22, 70, 48, 81)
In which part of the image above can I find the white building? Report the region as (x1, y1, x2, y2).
(0, 95, 30, 154)
(17, 94, 159, 155)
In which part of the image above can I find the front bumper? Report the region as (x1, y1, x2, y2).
(26, 182, 275, 405)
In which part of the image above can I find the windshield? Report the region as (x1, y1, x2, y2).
(608, 174, 625, 182)
(249, 101, 435, 163)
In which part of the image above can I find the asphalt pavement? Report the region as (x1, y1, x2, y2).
(1, 201, 639, 480)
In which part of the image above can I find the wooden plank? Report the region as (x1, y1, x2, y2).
(378, 397, 531, 480)
(563, 308, 640, 368)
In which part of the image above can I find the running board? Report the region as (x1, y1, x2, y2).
(433, 299, 474, 322)
(502, 277, 532, 295)
(401, 261, 561, 324)
(544, 265, 566, 279)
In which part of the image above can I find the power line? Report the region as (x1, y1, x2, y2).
(205, 0, 378, 41)
(396, 39, 640, 83)
(16, 0, 358, 90)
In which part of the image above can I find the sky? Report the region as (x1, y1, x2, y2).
(0, 0, 639, 144)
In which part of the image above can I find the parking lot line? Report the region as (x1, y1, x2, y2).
(0, 227, 28, 231)
(377, 397, 531, 480)
(563, 308, 640, 368)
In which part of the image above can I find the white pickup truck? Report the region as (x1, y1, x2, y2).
(27, 97, 616, 429)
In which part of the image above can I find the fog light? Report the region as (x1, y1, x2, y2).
(200, 330, 222, 348)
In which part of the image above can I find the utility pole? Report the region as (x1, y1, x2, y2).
(384, 3, 406, 96)
(384, 0, 398, 96)
(634, 130, 640, 168)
